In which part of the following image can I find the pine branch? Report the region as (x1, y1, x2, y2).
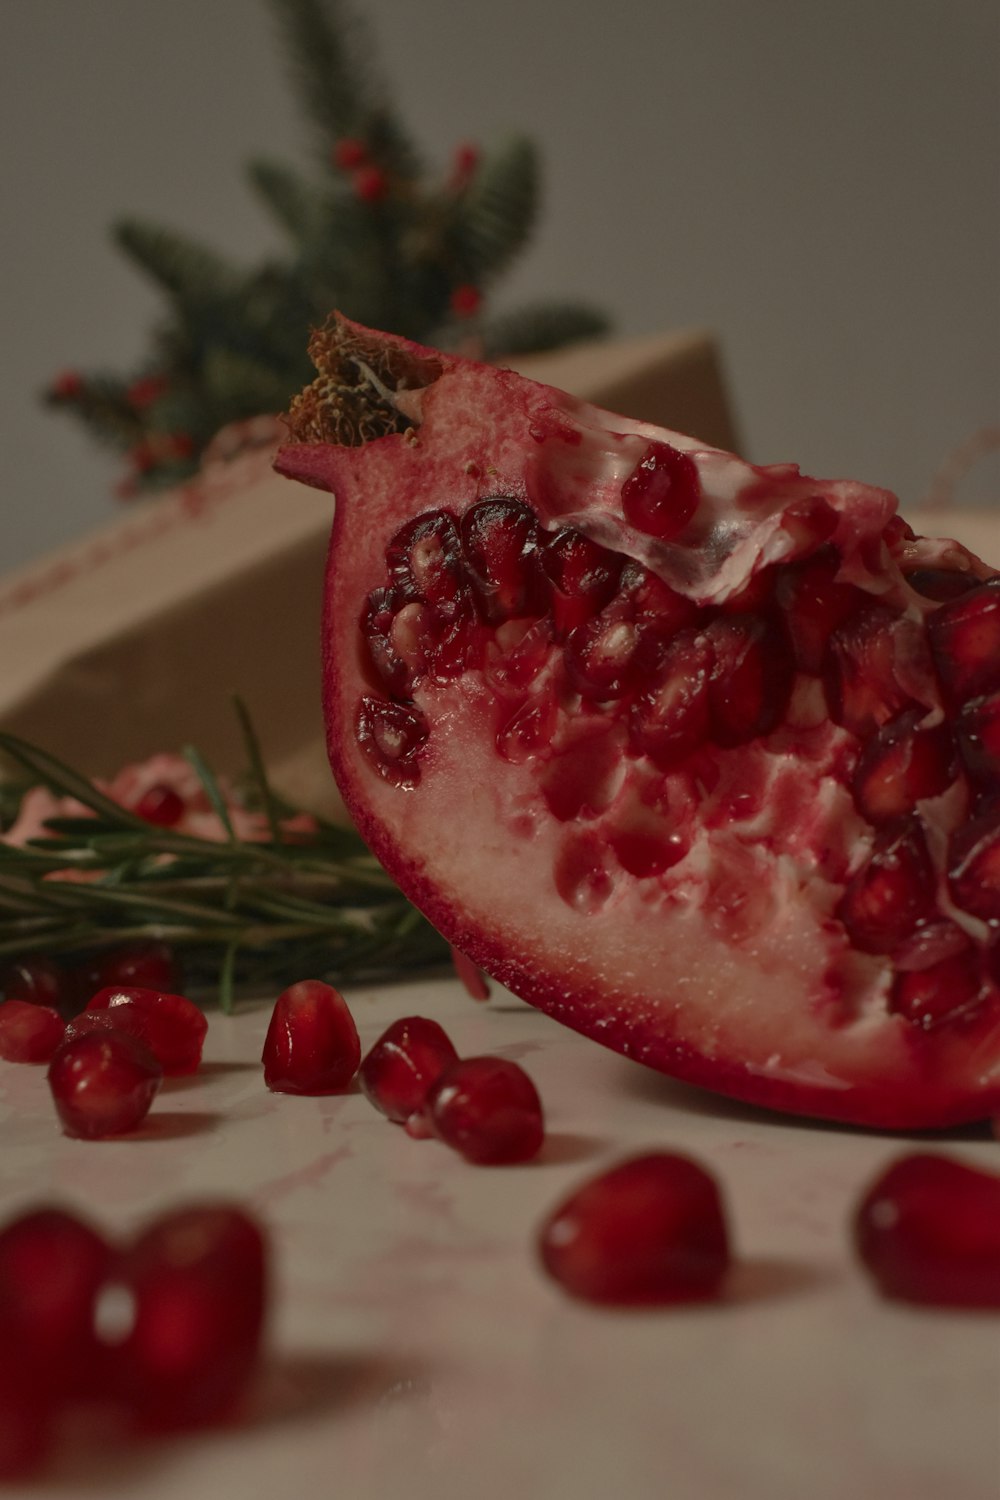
(483, 301, 612, 358)
(114, 219, 237, 308)
(454, 136, 539, 285)
(248, 157, 321, 243)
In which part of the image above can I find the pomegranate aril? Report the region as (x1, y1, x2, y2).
(851, 708, 956, 823)
(890, 947, 983, 1029)
(359, 1015, 458, 1122)
(619, 561, 698, 639)
(629, 628, 712, 768)
(425, 1056, 544, 1164)
(621, 440, 700, 541)
(947, 807, 1000, 921)
(904, 567, 980, 602)
(262, 980, 360, 1094)
(362, 585, 413, 696)
(0, 1371, 50, 1480)
(0, 1207, 113, 1397)
(47, 1030, 162, 1139)
(836, 818, 936, 954)
(460, 497, 545, 622)
(927, 582, 1000, 703)
(538, 1152, 730, 1305)
(824, 603, 917, 738)
(541, 726, 624, 821)
(496, 691, 558, 764)
(356, 696, 429, 786)
(776, 548, 867, 674)
(564, 612, 640, 700)
(81, 985, 207, 1076)
(134, 782, 185, 827)
(854, 1153, 1000, 1306)
(386, 508, 467, 606)
(956, 690, 1000, 782)
(0, 1000, 65, 1063)
(2, 954, 72, 1014)
(73, 940, 181, 1002)
(113, 1205, 267, 1429)
(540, 527, 623, 635)
(705, 614, 793, 747)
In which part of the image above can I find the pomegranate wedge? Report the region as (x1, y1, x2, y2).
(275, 315, 1000, 1128)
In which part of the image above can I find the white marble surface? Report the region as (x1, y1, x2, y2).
(1, 977, 998, 1498)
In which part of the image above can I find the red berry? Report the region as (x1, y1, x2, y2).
(450, 142, 479, 187)
(112, 1205, 267, 1430)
(78, 985, 207, 1076)
(126, 373, 168, 409)
(359, 1015, 458, 1123)
(49, 369, 82, 400)
(425, 1056, 544, 1164)
(134, 782, 185, 827)
(621, 441, 700, 541)
(538, 1153, 731, 1304)
(333, 137, 367, 170)
(261, 980, 360, 1095)
(47, 1031, 162, 1139)
(450, 284, 482, 319)
(73, 940, 181, 1002)
(854, 1152, 1000, 1306)
(2, 955, 72, 1014)
(0, 1207, 113, 1398)
(353, 165, 388, 202)
(0, 1000, 65, 1063)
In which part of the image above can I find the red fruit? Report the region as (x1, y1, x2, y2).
(424, 1056, 544, 1164)
(0, 1207, 113, 1397)
(2, 954, 72, 1014)
(354, 165, 388, 202)
(112, 1205, 267, 1429)
(47, 1030, 162, 1139)
(0, 1371, 50, 1480)
(359, 1015, 459, 1123)
(333, 136, 367, 170)
(538, 1153, 730, 1304)
(450, 284, 482, 319)
(76, 985, 207, 1076)
(73, 940, 181, 1001)
(134, 781, 185, 827)
(274, 315, 1000, 1128)
(0, 1000, 65, 1063)
(854, 1153, 1000, 1306)
(261, 980, 360, 1094)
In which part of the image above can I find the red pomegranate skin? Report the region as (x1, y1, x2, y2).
(275, 314, 1000, 1128)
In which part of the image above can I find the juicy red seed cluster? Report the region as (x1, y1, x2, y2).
(72, 985, 208, 1076)
(3, 941, 182, 1018)
(538, 1153, 731, 1304)
(0, 1200, 268, 1468)
(360, 1014, 544, 1164)
(262, 981, 361, 1095)
(358, 499, 1000, 1033)
(854, 1152, 1000, 1306)
(47, 1031, 163, 1139)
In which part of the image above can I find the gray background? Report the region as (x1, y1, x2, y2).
(2, 0, 998, 572)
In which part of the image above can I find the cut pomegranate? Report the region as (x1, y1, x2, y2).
(359, 1015, 459, 1122)
(275, 315, 1000, 1128)
(0, 1000, 65, 1063)
(47, 1030, 162, 1138)
(111, 1205, 267, 1429)
(538, 1153, 730, 1304)
(78, 985, 207, 1076)
(261, 980, 360, 1094)
(0, 1207, 113, 1397)
(424, 1056, 544, 1163)
(854, 1153, 1000, 1306)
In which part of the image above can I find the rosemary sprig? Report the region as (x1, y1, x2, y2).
(0, 725, 448, 1009)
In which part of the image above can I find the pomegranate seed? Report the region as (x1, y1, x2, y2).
(947, 806, 1000, 921)
(387, 509, 467, 607)
(0, 1371, 50, 1480)
(262, 980, 360, 1094)
(112, 1205, 267, 1429)
(0, 1207, 113, 1398)
(78, 985, 207, 1076)
(73, 940, 181, 1002)
(824, 603, 913, 738)
(628, 628, 712, 768)
(540, 527, 623, 635)
(776, 548, 867, 674)
(133, 782, 185, 827)
(2, 954, 72, 1014)
(927, 583, 1000, 703)
(485, 619, 553, 696)
(541, 726, 625, 822)
(904, 567, 979, 602)
(621, 441, 700, 541)
(359, 1015, 459, 1122)
(854, 1153, 1000, 1306)
(704, 614, 793, 746)
(538, 1153, 731, 1305)
(460, 498, 545, 622)
(362, 585, 413, 696)
(356, 696, 429, 786)
(889, 946, 983, 1029)
(564, 611, 641, 700)
(0, 1000, 65, 1063)
(837, 818, 936, 954)
(47, 1030, 162, 1139)
(956, 690, 1000, 782)
(495, 691, 559, 764)
(425, 1056, 544, 1164)
(852, 708, 956, 823)
(450, 946, 491, 1000)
